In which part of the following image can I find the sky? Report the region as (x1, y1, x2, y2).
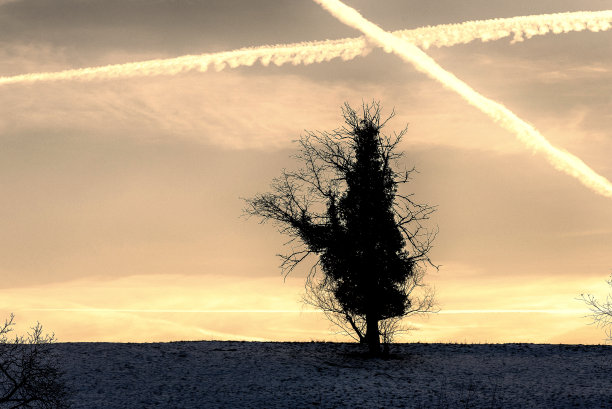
(1, 0, 611, 344)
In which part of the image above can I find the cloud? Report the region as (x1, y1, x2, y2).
(0, 59, 578, 154)
(1, 270, 608, 343)
(0, 274, 329, 342)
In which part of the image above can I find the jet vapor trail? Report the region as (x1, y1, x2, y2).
(0, 38, 370, 86)
(1, 10, 610, 86)
(313, 0, 612, 199)
(398, 9, 612, 49)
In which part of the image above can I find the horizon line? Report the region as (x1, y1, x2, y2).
(24, 308, 590, 315)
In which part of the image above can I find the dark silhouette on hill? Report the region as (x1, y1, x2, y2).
(245, 102, 437, 355)
(0, 314, 70, 408)
(582, 273, 612, 341)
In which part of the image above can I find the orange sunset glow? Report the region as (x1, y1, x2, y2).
(1, 0, 611, 345)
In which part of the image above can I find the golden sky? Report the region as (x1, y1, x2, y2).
(1, 0, 611, 344)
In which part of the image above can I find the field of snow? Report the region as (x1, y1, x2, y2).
(53, 341, 611, 408)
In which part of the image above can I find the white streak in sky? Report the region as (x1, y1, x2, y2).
(28, 308, 587, 315)
(27, 308, 321, 313)
(0, 39, 369, 85)
(439, 309, 588, 315)
(398, 10, 612, 49)
(0, 10, 611, 86)
(313, 0, 612, 199)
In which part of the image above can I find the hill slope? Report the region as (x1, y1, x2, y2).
(53, 341, 611, 408)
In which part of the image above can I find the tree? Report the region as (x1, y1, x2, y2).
(581, 274, 612, 341)
(302, 257, 435, 351)
(245, 102, 437, 355)
(0, 314, 70, 409)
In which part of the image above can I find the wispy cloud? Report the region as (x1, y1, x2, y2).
(0, 274, 324, 341)
(439, 309, 587, 314)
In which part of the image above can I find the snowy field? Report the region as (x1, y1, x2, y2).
(53, 341, 611, 408)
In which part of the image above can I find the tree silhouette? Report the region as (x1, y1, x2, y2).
(0, 314, 70, 408)
(245, 102, 437, 355)
(581, 274, 612, 341)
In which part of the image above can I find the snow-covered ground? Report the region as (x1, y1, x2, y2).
(53, 341, 611, 408)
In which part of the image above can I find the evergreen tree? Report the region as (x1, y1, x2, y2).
(246, 102, 436, 355)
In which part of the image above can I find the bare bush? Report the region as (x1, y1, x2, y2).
(581, 274, 612, 341)
(0, 314, 69, 408)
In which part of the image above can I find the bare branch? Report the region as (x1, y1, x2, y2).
(581, 274, 612, 341)
(0, 315, 70, 408)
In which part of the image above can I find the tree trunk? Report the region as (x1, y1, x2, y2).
(365, 313, 380, 356)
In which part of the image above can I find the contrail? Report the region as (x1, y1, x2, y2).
(1, 10, 610, 86)
(440, 309, 588, 315)
(27, 307, 587, 314)
(0, 39, 370, 86)
(313, 0, 612, 199)
(27, 308, 321, 313)
(399, 10, 612, 49)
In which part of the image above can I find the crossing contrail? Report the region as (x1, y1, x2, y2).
(0, 10, 610, 86)
(313, 0, 612, 199)
(398, 9, 612, 49)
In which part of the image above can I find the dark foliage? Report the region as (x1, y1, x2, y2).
(245, 102, 437, 354)
(0, 314, 69, 409)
